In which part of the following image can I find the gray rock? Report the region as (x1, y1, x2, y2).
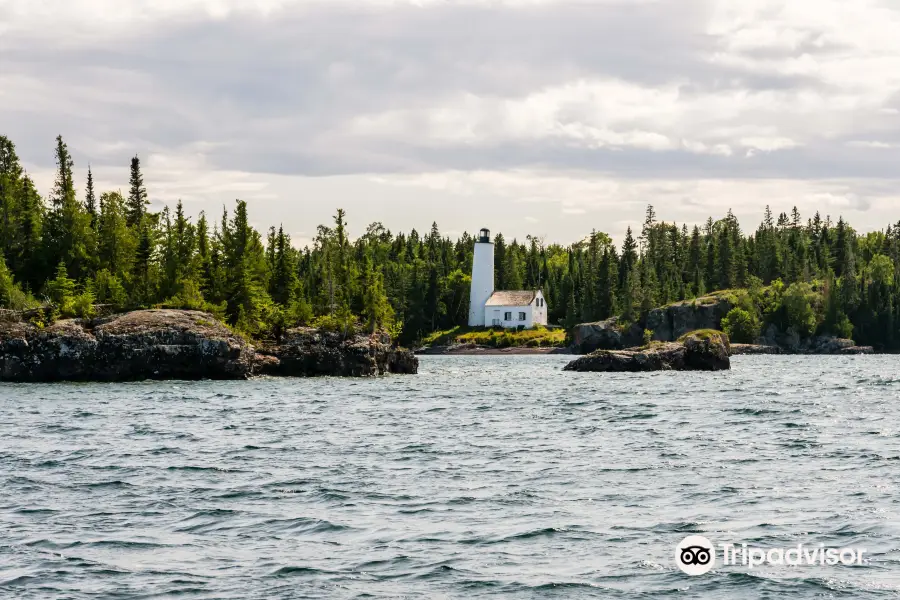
(797, 336, 867, 354)
(730, 343, 782, 355)
(571, 319, 626, 353)
(644, 308, 672, 341)
(564, 331, 731, 372)
(0, 310, 418, 382)
(841, 346, 875, 355)
(0, 309, 254, 382)
(255, 327, 418, 377)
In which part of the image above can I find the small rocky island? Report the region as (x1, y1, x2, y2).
(0, 309, 417, 382)
(564, 330, 731, 372)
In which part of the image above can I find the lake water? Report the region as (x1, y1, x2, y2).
(2, 356, 900, 599)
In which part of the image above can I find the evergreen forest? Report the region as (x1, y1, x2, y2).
(2, 135, 899, 349)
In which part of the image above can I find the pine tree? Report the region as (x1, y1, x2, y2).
(44, 135, 94, 280)
(126, 155, 149, 227)
(270, 225, 297, 306)
(619, 226, 638, 289)
(494, 233, 507, 289)
(45, 261, 77, 312)
(718, 211, 737, 289)
(131, 220, 154, 305)
(600, 247, 618, 318)
(0, 136, 24, 261)
(97, 191, 134, 277)
(705, 217, 717, 291)
(362, 258, 394, 333)
(85, 165, 97, 224)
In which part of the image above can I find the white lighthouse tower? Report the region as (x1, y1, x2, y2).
(468, 228, 494, 326)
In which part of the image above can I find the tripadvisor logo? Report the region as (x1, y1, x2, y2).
(675, 536, 868, 575)
(676, 535, 715, 576)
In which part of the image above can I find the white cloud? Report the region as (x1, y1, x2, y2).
(4, 0, 900, 243)
(847, 141, 900, 150)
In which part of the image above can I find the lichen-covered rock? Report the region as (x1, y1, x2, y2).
(0, 309, 254, 382)
(255, 328, 418, 377)
(564, 330, 731, 372)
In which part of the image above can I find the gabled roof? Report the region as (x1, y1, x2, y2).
(485, 290, 539, 306)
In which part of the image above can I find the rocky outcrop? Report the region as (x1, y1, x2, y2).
(730, 343, 783, 355)
(755, 325, 872, 354)
(730, 341, 874, 355)
(0, 309, 254, 382)
(564, 330, 731, 372)
(571, 318, 639, 353)
(572, 295, 734, 353)
(841, 346, 875, 354)
(255, 327, 418, 377)
(572, 294, 876, 355)
(0, 310, 418, 382)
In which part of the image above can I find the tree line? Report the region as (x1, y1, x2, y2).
(2, 134, 900, 348)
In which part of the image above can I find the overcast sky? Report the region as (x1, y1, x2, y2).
(3, 0, 900, 246)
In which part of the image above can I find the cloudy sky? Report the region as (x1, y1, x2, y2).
(3, 0, 900, 246)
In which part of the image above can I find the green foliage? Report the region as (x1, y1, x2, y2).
(868, 254, 894, 287)
(163, 278, 209, 311)
(677, 329, 727, 343)
(93, 269, 128, 308)
(312, 306, 358, 336)
(0, 252, 33, 310)
(832, 313, 854, 339)
(286, 297, 314, 328)
(362, 263, 395, 333)
(642, 328, 653, 346)
(721, 308, 760, 343)
(44, 262, 76, 316)
(72, 289, 96, 319)
(780, 282, 822, 337)
(496, 332, 514, 348)
(421, 325, 566, 348)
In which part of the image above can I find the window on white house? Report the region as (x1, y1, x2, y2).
(504, 312, 512, 320)
(519, 312, 526, 321)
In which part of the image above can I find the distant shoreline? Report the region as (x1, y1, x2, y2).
(418, 342, 877, 357)
(416, 345, 572, 356)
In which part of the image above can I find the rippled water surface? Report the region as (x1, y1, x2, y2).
(3, 356, 900, 598)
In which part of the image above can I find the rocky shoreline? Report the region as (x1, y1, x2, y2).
(729, 343, 874, 355)
(0, 309, 417, 382)
(416, 344, 571, 356)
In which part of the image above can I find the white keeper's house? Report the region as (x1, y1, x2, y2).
(468, 228, 548, 329)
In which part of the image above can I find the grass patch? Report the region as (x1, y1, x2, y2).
(677, 329, 728, 343)
(421, 325, 567, 348)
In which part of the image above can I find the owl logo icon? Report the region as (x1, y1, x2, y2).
(676, 536, 715, 575)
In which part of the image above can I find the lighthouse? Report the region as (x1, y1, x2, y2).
(468, 228, 494, 326)
(468, 228, 549, 328)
